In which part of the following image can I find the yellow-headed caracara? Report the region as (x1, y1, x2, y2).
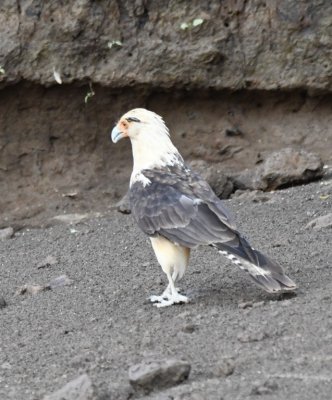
(111, 109, 296, 307)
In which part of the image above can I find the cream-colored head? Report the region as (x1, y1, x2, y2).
(111, 108, 181, 177)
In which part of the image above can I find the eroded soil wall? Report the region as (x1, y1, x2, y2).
(1, 84, 331, 227)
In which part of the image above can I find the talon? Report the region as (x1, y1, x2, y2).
(151, 293, 189, 307)
(149, 295, 168, 303)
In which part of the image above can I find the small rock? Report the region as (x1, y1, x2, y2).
(181, 323, 196, 333)
(231, 190, 271, 202)
(252, 301, 265, 308)
(37, 255, 58, 269)
(52, 213, 89, 224)
(305, 213, 332, 230)
(0, 227, 14, 240)
(251, 379, 278, 395)
(281, 299, 292, 307)
(232, 148, 324, 191)
(128, 358, 191, 393)
(213, 358, 235, 377)
(62, 191, 79, 199)
(116, 192, 131, 214)
(225, 127, 243, 137)
(43, 374, 94, 400)
(0, 296, 7, 309)
(238, 301, 253, 309)
(49, 274, 74, 289)
(16, 284, 50, 296)
(174, 392, 208, 400)
(1, 362, 12, 369)
(237, 331, 268, 343)
(189, 160, 234, 199)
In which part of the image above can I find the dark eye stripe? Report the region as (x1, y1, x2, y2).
(126, 117, 141, 123)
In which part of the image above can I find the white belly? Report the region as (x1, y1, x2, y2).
(150, 235, 190, 280)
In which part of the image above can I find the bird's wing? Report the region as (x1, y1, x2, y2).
(129, 167, 238, 248)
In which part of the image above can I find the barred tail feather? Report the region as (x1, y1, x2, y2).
(213, 236, 297, 293)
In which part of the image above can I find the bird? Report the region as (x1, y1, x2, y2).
(111, 108, 297, 307)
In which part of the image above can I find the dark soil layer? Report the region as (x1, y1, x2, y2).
(0, 179, 331, 400)
(1, 84, 332, 228)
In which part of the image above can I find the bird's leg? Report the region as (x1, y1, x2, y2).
(149, 271, 182, 304)
(154, 272, 189, 308)
(149, 283, 172, 303)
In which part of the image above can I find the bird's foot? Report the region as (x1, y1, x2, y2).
(152, 292, 189, 308)
(149, 294, 170, 303)
(149, 286, 181, 304)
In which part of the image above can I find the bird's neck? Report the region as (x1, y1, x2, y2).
(130, 133, 183, 185)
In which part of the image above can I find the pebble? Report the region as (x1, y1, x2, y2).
(253, 301, 265, 308)
(213, 358, 235, 377)
(128, 358, 191, 393)
(0, 295, 7, 309)
(237, 331, 268, 343)
(305, 213, 332, 230)
(1, 362, 12, 370)
(43, 373, 94, 400)
(52, 213, 89, 224)
(116, 192, 131, 214)
(0, 227, 14, 240)
(251, 379, 278, 395)
(238, 301, 253, 309)
(181, 323, 197, 333)
(16, 284, 50, 296)
(49, 274, 74, 289)
(37, 255, 58, 269)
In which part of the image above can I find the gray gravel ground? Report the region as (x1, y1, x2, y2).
(1, 180, 331, 400)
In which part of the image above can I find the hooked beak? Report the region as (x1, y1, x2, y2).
(111, 126, 125, 143)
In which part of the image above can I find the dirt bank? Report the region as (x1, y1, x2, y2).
(1, 85, 331, 228)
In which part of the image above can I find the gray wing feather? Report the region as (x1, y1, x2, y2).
(129, 169, 236, 248)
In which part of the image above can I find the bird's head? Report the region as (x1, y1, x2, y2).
(111, 108, 181, 173)
(111, 108, 169, 143)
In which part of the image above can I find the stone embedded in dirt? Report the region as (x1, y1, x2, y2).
(305, 213, 332, 230)
(231, 189, 272, 202)
(1, 361, 12, 370)
(42, 373, 94, 400)
(0, 296, 7, 309)
(62, 191, 79, 199)
(251, 379, 278, 395)
(173, 392, 208, 400)
(49, 274, 74, 289)
(213, 358, 235, 377)
(181, 323, 197, 333)
(16, 284, 50, 296)
(189, 160, 234, 199)
(0, 227, 14, 240)
(128, 358, 191, 393)
(52, 213, 89, 224)
(116, 192, 131, 214)
(253, 301, 265, 308)
(232, 148, 324, 191)
(237, 331, 269, 343)
(225, 127, 244, 137)
(37, 255, 58, 269)
(238, 301, 253, 309)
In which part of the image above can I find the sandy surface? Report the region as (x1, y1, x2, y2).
(0, 179, 331, 400)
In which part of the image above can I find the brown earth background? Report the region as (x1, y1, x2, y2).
(0, 0, 332, 224)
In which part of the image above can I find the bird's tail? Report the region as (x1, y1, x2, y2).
(213, 236, 297, 293)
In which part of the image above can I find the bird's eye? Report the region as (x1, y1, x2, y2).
(121, 120, 128, 129)
(126, 117, 141, 123)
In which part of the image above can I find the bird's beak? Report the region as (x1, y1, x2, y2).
(111, 126, 125, 143)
